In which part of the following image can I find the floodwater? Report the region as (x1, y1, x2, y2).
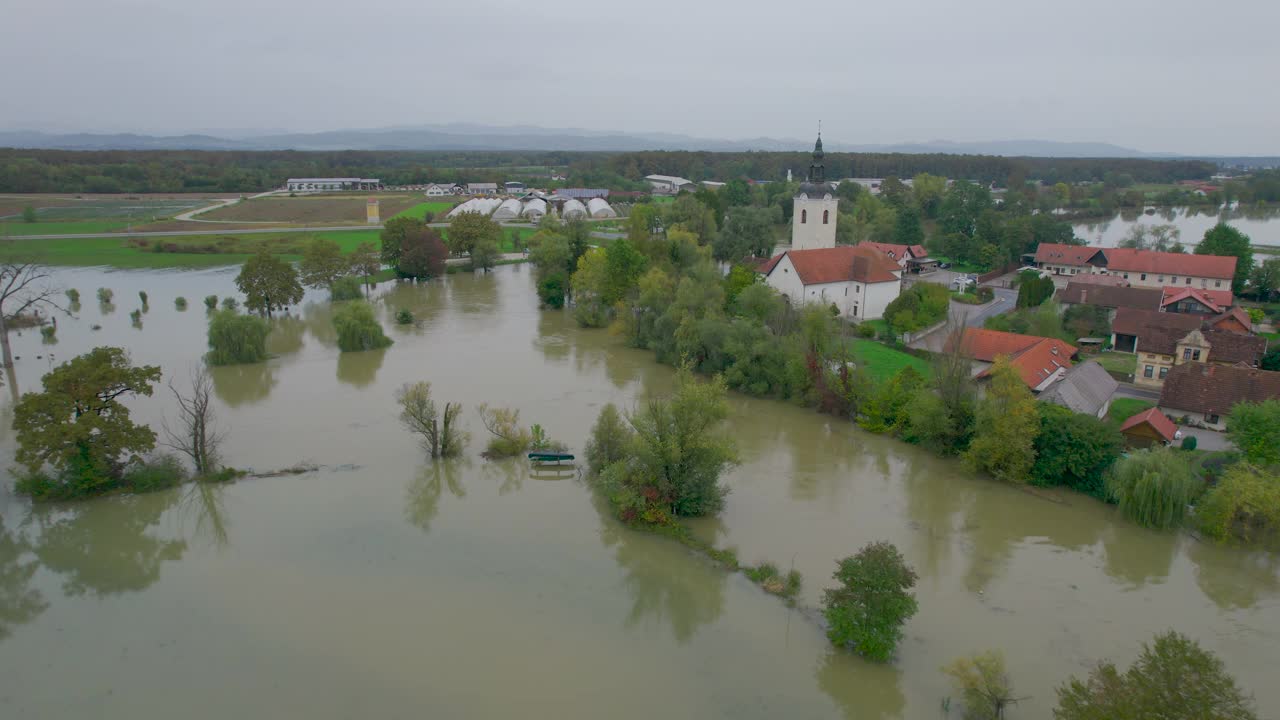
(1, 265, 1278, 718)
(1071, 203, 1280, 248)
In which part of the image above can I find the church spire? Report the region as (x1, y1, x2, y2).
(808, 128, 825, 183)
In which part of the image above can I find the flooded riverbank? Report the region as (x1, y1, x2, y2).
(1, 265, 1277, 718)
(1071, 203, 1280, 248)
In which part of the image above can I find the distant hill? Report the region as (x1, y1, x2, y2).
(0, 124, 1257, 160)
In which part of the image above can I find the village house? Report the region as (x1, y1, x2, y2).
(1159, 286, 1235, 315)
(1033, 244, 1236, 292)
(759, 245, 902, 320)
(1055, 283, 1164, 317)
(466, 182, 498, 195)
(1159, 363, 1280, 430)
(856, 241, 936, 273)
(1112, 308, 1266, 388)
(956, 328, 1078, 392)
(1034, 244, 1105, 277)
(1037, 360, 1118, 418)
(1119, 407, 1180, 448)
(424, 183, 461, 197)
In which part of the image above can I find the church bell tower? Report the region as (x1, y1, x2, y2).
(791, 132, 838, 250)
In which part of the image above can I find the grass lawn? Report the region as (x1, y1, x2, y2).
(1092, 351, 1136, 375)
(0, 229, 385, 268)
(1107, 397, 1153, 423)
(1, 220, 138, 236)
(929, 255, 986, 274)
(392, 201, 455, 221)
(848, 338, 932, 382)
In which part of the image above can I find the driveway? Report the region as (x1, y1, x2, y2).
(1178, 427, 1233, 452)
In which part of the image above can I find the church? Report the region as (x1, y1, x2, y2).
(759, 134, 904, 321)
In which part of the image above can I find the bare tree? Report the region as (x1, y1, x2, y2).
(163, 369, 225, 475)
(0, 257, 68, 369)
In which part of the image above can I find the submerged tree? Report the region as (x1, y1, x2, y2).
(205, 310, 270, 366)
(0, 256, 67, 368)
(349, 241, 382, 293)
(963, 357, 1039, 483)
(298, 238, 351, 290)
(13, 347, 161, 497)
(476, 404, 533, 459)
(162, 369, 225, 476)
(396, 382, 466, 458)
(235, 250, 303, 317)
(1106, 447, 1201, 530)
(822, 541, 918, 662)
(585, 403, 632, 476)
(943, 651, 1022, 720)
(332, 301, 393, 352)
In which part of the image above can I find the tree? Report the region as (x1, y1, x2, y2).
(723, 178, 751, 206)
(1197, 223, 1253, 294)
(1054, 631, 1257, 720)
(1247, 258, 1280, 301)
(398, 226, 449, 279)
(912, 173, 947, 218)
(380, 216, 424, 267)
(235, 250, 303, 317)
(1030, 404, 1123, 498)
(943, 651, 1022, 720)
(349, 241, 382, 292)
(21, 205, 37, 223)
(162, 369, 224, 476)
(603, 238, 648, 304)
(0, 256, 66, 369)
(570, 248, 611, 328)
(396, 382, 465, 458)
(447, 211, 503, 257)
(964, 358, 1039, 482)
(1106, 447, 1201, 530)
(13, 347, 161, 495)
(476, 404, 533, 458)
(298, 238, 351, 289)
(332, 301, 392, 352)
(822, 541, 918, 662)
(585, 403, 632, 476)
(1226, 399, 1280, 466)
(595, 369, 737, 522)
(713, 206, 777, 261)
(205, 310, 269, 365)
(893, 205, 925, 246)
(470, 233, 500, 272)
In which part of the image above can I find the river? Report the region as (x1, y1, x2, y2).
(1071, 204, 1280, 248)
(0, 265, 1277, 718)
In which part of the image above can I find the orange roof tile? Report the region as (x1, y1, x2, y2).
(1034, 243, 1104, 266)
(961, 328, 1077, 391)
(1119, 407, 1178, 443)
(1106, 248, 1236, 280)
(762, 246, 901, 285)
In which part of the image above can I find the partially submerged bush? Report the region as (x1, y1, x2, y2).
(822, 541, 918, 662)
(206, 309, 270, 365)
(221, 296, 239, 311)
(1106, 447, 1202, 530)
(329, 276, 363, 301)
(1197, 464, 1280, 542)
(139, 290, 149, 308)
(40, 325, 56, 343)
(396, 382, 466, 458)
(65, 288, 80, 303)
(743, 562, 802, 599)
(121, 453, 189, 493)
(943, 651, 1019, 720)
(477, 404, 533, 458)
(333, 301, 393, 352)
(175, 296, 188, 310)
(96, 287, 113, 304)
(395, 308, 414, 325)
(585, 403, 631, 475)
(204, 295, 218, 310)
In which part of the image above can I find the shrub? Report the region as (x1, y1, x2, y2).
(206, 309, 270, 365)
(121, 454, 189, 493)
(97, 287, 113, 304)
(1030, 404, 1124, 498)
(175, 296, 188, 310)
(884, 282, 950, 332)
(855, 323, 876, 338)
(139, 290, 149, 307)
(743, 562, 802, 598)
(333, 301, 393, 352)
(477, 404, 532, 458)
(204, 295, 218, 310)
(1106, 447, 1202, 529)
(1181, 435, 1198, 451)
(1197, 464, 1280, 542)
(822, 541, 918, 662)
(943, 651, 1019, 720)
(65, 288, 80, 303)
(395, 309, 414, 325)
(221, 296, 239, 311)
(1226, 399, 1280, 466)
(584, 403, 632, 476)
(329, 276, 363, 301)
(129, 309, 142, 326)
(40, 325, 56, 342)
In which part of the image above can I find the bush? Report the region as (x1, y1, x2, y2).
(96, 287, 113, 304)
(1226, 399, 1280, 466)
(1197, 464, 1280, 542)
(175, 296, 188, 310)
(855, 323, 876, 338)
(1031, 404, 1123, 498)
(329, 276, 363, 301)
(40, 325, 56, 342)
(477, 404, 533, 459)
(585, 403, 632, 475)
(121, 454, 189, 492)
(65, 288, 80, 303)
(204, 295, 218, 310)
(333, 301, 393, 352)
(884, 282, 950, 332)
(822, 541, 918, 662)
(206, 309, 270, 365)
(1181, 435, 1198, 451)
(395, 309, 414, 324)
(221, 296, 239, 311)
(975, 285, 994, 302)
(129, 309, 142, 326)
(139, 290, 149, 307)
(1106, 448, 1203, 529)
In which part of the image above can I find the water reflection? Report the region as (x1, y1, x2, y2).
(449, 270, 499, 315)
(901, 454, 970, 580)
(377, 279, 444, 333)
(0, 517, 47, 642)
(302, 302, 338, 348)
(1188, 542, 1280, 611)
(601, 504, 726, 644)
(1100, 529, 1177, 589)
(482, 459, 526, 496)
(815, 650, 906, 720)
(534, 311, 571, 363)
(404, 461, 468, 533)
(209, 361, 278, 407)
(336, 348, 386, 388)
(267, 315, 307, 357)
(25, 492, 186, 597)
(180, 481, 231, 550)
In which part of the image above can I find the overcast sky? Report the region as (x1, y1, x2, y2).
(3, 0, 1277, 154)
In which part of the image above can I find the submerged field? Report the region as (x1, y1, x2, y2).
(199, 193, 427, 223)
(0, 230, 384, 267)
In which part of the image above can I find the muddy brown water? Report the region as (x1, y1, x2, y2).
(0, 264, 1277, 718)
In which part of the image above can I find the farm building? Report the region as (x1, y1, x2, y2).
(504, 181, 526, 194)
(556, 188, 610, 200)
(491, 199, 523, 221)
(562, 199, 587, 219)
(522, 198, 548, 221)
(447, 198, 502, 218)
(645, 174, 695, 193)
(425, 183, 460, 197)
(467, 183, 499, 195)
(587, 198, 617, 218)
(1119, 407, 1179, 448)
(285, 177, 380, 192)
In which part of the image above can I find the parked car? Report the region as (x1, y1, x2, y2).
(938, 262, 952, 269)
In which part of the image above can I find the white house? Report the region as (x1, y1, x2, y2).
(425, 183, 460, 197)
(466, 182, 499, 195)
(759, 245, 903, 320)
(791, 134, 839, 251)
(586, 197, 617, 218)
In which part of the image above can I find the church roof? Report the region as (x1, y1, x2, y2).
(759, 245, 900, 285)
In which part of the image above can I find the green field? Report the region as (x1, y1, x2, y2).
(1, 220, 138, 236)
(0, 229, 385, 268)
(392, 201, 455, 221)
(848, 338, 933, 382)
(1108, 397, 1154, 423)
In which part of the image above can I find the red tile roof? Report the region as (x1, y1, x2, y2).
(1208, 307, 1252, 333)
(1034, 243, 1104, 266)
(959, 328, 1077, 390)
(1119, 407, 1178, 443)
(909, 244, 928, 258)
(1159, 363, 1280, 415)
(1161, 286, 1234, 312)
(1106, 248, 1236, 280)
(1112, 307, 1202, 337)
(857, 241, 928, 261)
(762, 246, 901, 285)
(1065, 273, 1129, 287)
(1056, 283, 1163, 310)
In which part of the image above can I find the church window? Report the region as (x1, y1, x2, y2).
(822, 210, 829, 224)
(801, 209, 807, 224)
